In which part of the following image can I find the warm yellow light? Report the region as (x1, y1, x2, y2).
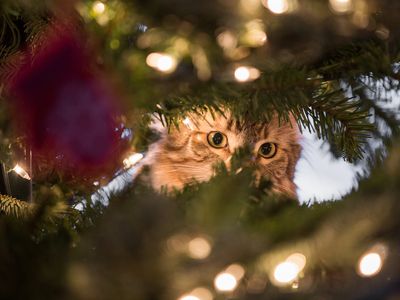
(123, 153, 144, 168)
(263, 0, 289, 14)
(286, 253, 307, 271)
(216, 31, 238, 50)
(225, 264, 245, 280)
(178, 295, 200, 300)
(214, 272, 238, 292)
(92, 1, 106, 15)
(273, 261, 300, 284)
(187, 237, 212, 260)
(146, 53, 177, 73)
(190, 287, 213, 300)
(13, 164, 31, 180)
(244, 20, 267, 47)
(358, 252, 383, 277)
(329, 0, 353, 13)
(234, 66, 260, 82)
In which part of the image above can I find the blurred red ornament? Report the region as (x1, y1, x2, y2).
(7, 23, 127, 179)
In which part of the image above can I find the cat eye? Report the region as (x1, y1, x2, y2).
(258, 142, 277, 159)
(207, 131, 228, 148)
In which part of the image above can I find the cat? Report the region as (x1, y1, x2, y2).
(142, 109, 301, 198)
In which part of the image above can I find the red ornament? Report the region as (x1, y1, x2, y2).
(7, 23, 127, 179)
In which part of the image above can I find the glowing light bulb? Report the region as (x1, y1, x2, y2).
(92, 1, 106, 15)
(226, 264, 245, 280)
(286, 253, 307, 271)
(358, 252, 383, 277)
(214, 273, 238, 292)
(13, 164, 31, 180)
(217, 31, 237, 50)
(187, 237, 212, 260)
(190, 287, 213, 300)
(146, 53, 177, 73)
(234, 67, 250, 82)
(234, 66, 260, 82)
(263, 0, 289, 14)
(123, 153, 144, 168)
(178, 296, 200, 300)
(329, 0, 353, 13)
(273, 261, 300, 284)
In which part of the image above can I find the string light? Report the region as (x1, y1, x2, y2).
(262, 0, 289, 14)
(214, 272, 238, 292)
(13, 164, 31, 180)
(358, 252, 383, 277)
(234, 66, 260, 82)
(329, 0, 353, 13)
(92, 1, 106, 15)
(187, 237, 212, 260)
(146, 53, 177, 73)
(178, 296, 200, 300)
(225, 264, 245, 280)
(216, 30, 237, 50)
(243, 20, 267, 47)
(178, 287, 213, 300)
(272, 253, 306, 285)
(123, 153, 144, 168)
(273, 261, 299, 284)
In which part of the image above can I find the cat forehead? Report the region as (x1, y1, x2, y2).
(185, 110, 299, 143)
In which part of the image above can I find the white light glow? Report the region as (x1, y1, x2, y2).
(358, 252, 383, 277)
(187, 237, 212, 260)
(13, 164, 31, 180)
(273, 261, 300, 284)
(234, 66, 260, 82)
(92, 1, 106, 15)
(123, 153, 144, 168)
(329, 0, 353, 13)
(146, 53, 177, 73)
(214, 273, 238, 292)
(178, 296, 200, 300)
(263, 0, 289, 14)
(183, 117, 195, 130)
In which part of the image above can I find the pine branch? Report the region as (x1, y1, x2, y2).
(154, 69, 374, 161)
(0, 194, 33, 218)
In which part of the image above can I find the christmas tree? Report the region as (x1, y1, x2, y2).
(0, 0, 399, 299)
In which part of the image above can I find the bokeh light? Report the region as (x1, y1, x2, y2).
(243, 20, 267, 47)
(329, 0, 353, 13)
(225, 264, 245, 280)
(214, 272, 238, 292)
(217, 31, 238, 50)
(273, 261, 300, 284)
(358, 252, 383, 277)
(187, 237, 212, 259)
(92, 1, 106, 15)
(178, 295, 200, 300)
(286, 253, 307, 271)
(234, 66, 260, 82)
(262, 0, 289, 14)
(146, 53, 177, 73)
(13, 164, 31, 180)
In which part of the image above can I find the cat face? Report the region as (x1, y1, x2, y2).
(147, 110, 301, 197)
